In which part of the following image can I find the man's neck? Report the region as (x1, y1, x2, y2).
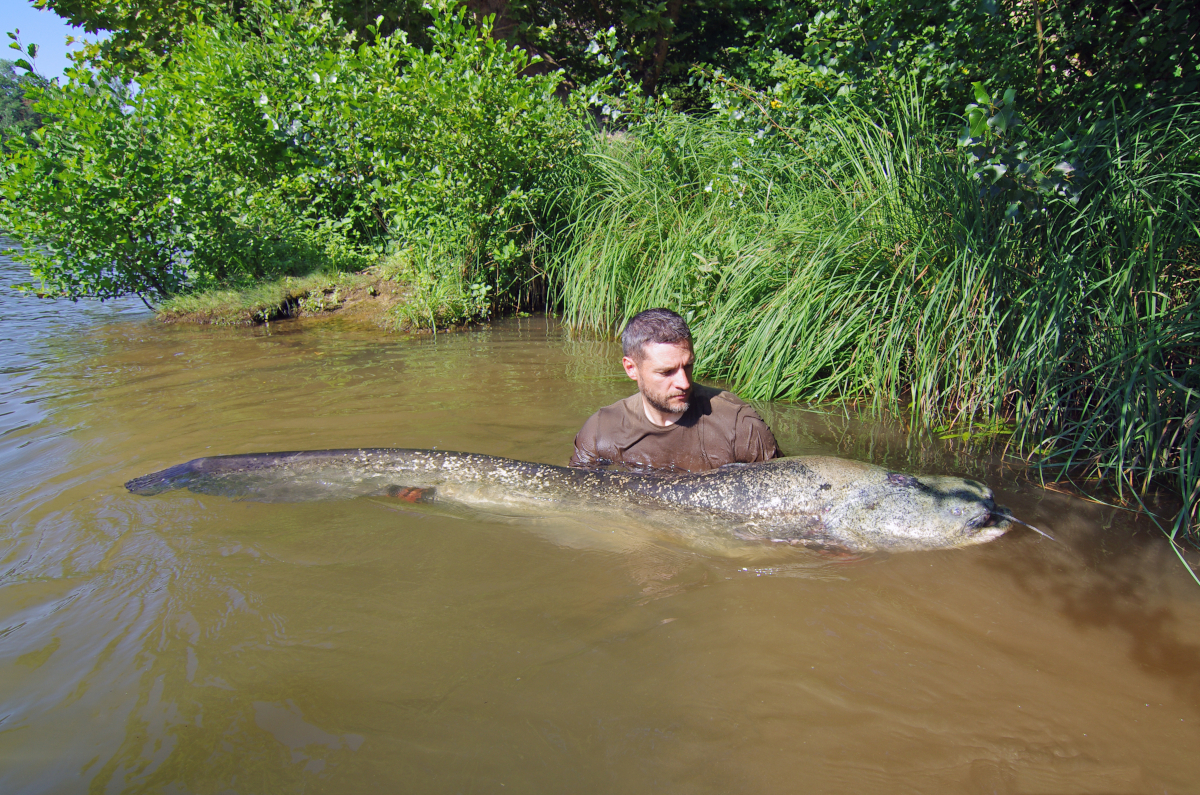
(640, 395, 683, 427)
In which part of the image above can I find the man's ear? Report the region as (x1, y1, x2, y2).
(622, 356, 639, 381)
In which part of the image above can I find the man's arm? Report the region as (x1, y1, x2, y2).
(735, 405, 780, 463)
(569, 412, 606, 468)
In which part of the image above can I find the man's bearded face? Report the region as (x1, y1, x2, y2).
(625, 341, 694, 416)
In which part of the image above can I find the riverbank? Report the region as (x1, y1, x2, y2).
(155, 249, 498, 333)
(154, 268, 410, 327)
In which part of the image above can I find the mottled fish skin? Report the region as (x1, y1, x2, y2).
(125, 449, 1011, 553)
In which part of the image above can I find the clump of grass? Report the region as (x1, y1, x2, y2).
(991, 102, 1200, 542)
(550, 90, 1200, 539)
(380, 247, 494, 333)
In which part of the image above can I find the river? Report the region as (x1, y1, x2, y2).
(2, 248, 1199, 794)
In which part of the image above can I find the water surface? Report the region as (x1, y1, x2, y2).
(2, 250, 1199, 794)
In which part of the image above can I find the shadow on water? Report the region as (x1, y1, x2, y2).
(980, 498, 1200, 714)
(761, 385, 1200, 716)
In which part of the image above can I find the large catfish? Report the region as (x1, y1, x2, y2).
(124, 449, 1024, 553)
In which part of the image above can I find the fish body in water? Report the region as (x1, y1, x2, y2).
(125, 449, 1012, 553)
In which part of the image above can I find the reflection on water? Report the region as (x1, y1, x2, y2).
(2, 248, 1199, 794)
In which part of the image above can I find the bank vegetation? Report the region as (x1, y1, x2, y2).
(1, 0, 1196, 541)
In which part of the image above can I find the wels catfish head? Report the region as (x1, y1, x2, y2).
(830, 470, 1013, 552)
(747, 458, 1014, 553)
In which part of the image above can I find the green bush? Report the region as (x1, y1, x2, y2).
(377, 246, 492, 331)
(706, 0, 1199, 125)
(0, 59, 45, 149)
(0, 2, 582, 307)
(1, 7, 372, 299)
(246, 2, 581, 315)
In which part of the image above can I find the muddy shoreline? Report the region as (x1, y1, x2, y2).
(154, 270, 411, 327)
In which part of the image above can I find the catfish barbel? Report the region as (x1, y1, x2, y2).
(124, 448, 1022, 553)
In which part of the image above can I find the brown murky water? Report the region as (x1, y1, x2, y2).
(2, 251, 1199, 794)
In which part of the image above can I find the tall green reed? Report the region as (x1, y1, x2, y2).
(1001, 103, 1200, 538)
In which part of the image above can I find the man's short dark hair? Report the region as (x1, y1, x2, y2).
(622, 308, 692, 361)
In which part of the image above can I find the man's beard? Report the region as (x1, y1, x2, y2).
(643, 388, 689, 416)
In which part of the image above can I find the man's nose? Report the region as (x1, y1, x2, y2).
(673, 368, 692, 391)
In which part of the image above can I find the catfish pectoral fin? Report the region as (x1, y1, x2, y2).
(386, 485, 437, 503)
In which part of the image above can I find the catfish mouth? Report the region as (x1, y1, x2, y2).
(963, 505, 1012, 537)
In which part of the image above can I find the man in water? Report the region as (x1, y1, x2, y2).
(570, 308, 780, 471)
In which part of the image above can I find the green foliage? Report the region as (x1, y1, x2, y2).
(497, 0, 796, 96)
(996, 101, 1200, 533)
(697, 0, 1199, 130)
(0, 39, 366, 299)
(31, 0, 432, 73)
(30, 0, 237, 69)
(33, 0, 1195, 118)
(0, 2, 580, 304)
(381, 247, 493, 332)
(246, 3, 579, 313)
(0, 59, 45, 148)
(958, 82, 1083, 222)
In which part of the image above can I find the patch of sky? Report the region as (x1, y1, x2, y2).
(5, 1, 108, 80)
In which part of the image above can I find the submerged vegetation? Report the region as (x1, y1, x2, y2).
(0, 0, 1196, 540)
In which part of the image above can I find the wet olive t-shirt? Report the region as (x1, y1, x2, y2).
(569, 384, 780, 472)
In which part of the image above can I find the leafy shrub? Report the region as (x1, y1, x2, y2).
(0, 58, 45, 149)
(242, 2, 581, 315)
(1, 9, 373, 299)
(0, 2, 582, 306)
(380, 247, 491, 332)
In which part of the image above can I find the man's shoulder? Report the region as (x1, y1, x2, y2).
(693, 385, 779, 460)
(570, 392, 647, 467)
(693, 384, 754, 413)
(588, 392, 643, 420)
(576, 393, 643, 436)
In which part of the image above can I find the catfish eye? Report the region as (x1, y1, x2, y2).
(887, 473, 919, 487)
(952, 507, 963, 516)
